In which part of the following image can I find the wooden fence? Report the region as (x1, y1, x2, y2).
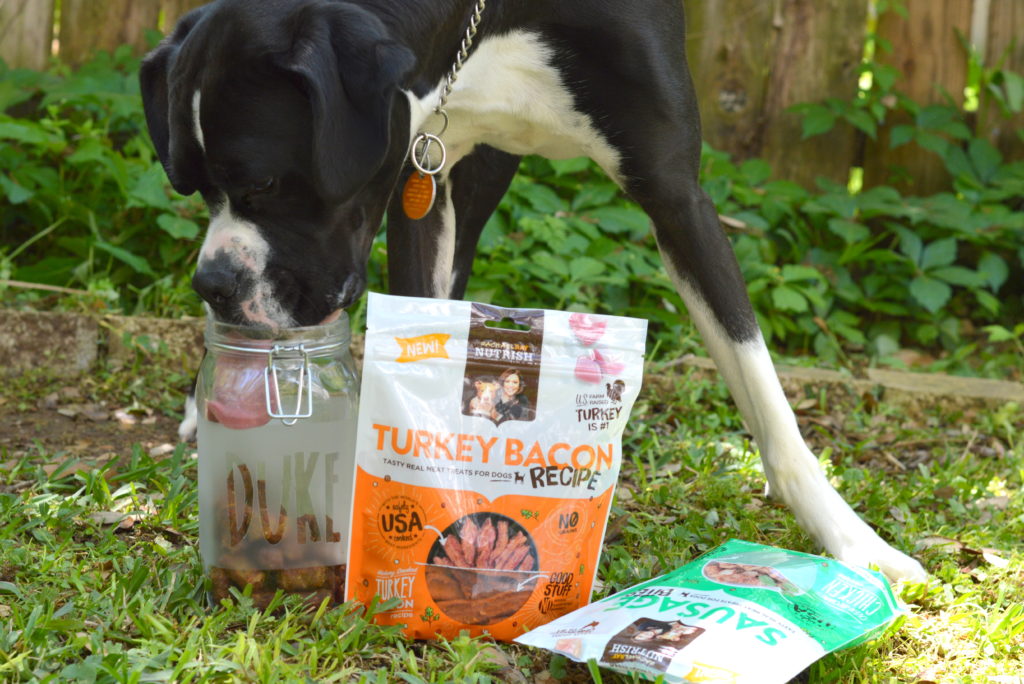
(0, 0, 206, 70)
(687, 0, 1024, 194)
(2, 0, 1022, 195)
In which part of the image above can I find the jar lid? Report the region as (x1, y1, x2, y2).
(203, 315, 351, 425)
(204, 314, 350, 356)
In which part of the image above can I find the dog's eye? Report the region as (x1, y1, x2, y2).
(246, 177, 277, 196)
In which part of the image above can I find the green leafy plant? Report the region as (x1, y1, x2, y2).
(465, 156, 686, 336)
(696, 139, 1021, 369)
(984, 323, 1024, 364)
(769, 13, 1024, 369)
(0, 48, 206, 318)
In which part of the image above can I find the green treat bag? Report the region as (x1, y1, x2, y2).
(515, 539, 904, 683)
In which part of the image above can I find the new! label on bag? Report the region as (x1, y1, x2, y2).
(346, 293, 647, 640)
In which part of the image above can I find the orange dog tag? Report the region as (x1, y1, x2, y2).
(402, 172, 436, 220)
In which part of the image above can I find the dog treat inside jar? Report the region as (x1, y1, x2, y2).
(196, 315, 358, 610)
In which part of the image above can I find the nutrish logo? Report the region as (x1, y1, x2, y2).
(819, 576, 883, 619)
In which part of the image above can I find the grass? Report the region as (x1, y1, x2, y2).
(0, 342, 1021, 683)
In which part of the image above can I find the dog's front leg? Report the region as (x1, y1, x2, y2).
(643, 179, 927, 583)
(386, 167, 457, 298)
(386, 146, 521, 300)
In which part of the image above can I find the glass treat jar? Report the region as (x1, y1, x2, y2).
(195, 315, 358, 609)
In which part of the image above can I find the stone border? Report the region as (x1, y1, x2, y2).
(663, 355, 1023, 405)
(1, 310, 102, 375)
(2, 310, 1020, 404)
(1, 310, 206, 376)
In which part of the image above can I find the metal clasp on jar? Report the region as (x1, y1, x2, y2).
(265, 344, 313, 425)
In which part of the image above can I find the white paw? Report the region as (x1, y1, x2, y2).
(760, 442, 928, 584)
(177, 395, 198, 443)
(830, 537, 928, 584)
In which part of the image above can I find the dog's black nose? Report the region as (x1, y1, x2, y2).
(192, 266, 238, 306)
(336, 273, 366, 310)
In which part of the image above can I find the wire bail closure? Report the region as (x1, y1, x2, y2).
(264, 344, 313, 425)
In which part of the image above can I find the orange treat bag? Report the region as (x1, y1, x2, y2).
(346, 293, 647, 640)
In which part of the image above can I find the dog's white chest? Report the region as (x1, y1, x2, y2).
(407, 31, 621, 180)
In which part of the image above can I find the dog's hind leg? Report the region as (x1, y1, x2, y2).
(626, 159, 926, 581)
(598, 76, 926, 580)
(649, 183, 925, 580)
(386, 145, 520, 299)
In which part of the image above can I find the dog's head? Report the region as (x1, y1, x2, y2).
(140, 0, 415, 327)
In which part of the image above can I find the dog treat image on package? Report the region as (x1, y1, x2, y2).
(515, 539, 903, 683)
(346, 293, 647, 640)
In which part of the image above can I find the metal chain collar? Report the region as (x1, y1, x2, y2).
(436, 0, 485, 121)
(410, 0, 486, 176)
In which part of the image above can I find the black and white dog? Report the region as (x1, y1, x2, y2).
(140, 0, 926, 582)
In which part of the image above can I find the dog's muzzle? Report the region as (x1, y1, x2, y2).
(193, 258, 366, 327)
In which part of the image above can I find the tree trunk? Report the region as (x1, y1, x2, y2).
(685, 0, 866, 189)
(686, 1, 777, 164)
(759, 0, 868, 189)
(0, 0, 54, 70)
(58, 0, 160, 66)
(861, 0, 972, 195)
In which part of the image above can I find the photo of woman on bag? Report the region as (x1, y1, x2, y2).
(494, 368, 535, 424)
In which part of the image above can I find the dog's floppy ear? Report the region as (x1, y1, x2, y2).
(278, 2, 415, 202)
(139, 6, 209, 196)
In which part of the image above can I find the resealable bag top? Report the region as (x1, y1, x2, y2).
(346, 293, 647, 640)
(515, 539, 904, 683)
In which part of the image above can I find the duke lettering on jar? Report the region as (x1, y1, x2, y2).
(224, 452, 343, 546)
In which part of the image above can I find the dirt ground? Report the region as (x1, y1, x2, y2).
(0, 385, 188, 475)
